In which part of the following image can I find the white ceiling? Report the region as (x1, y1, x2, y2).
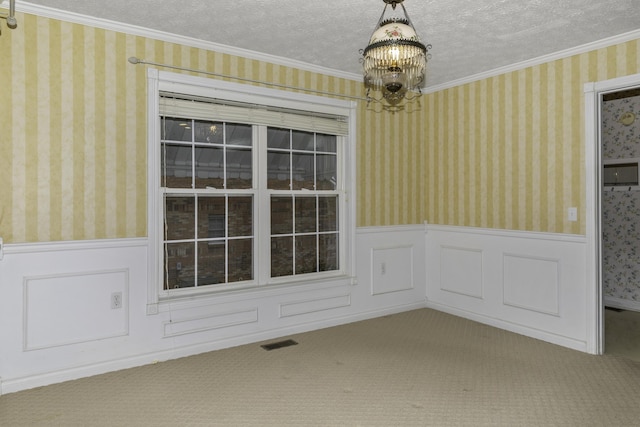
(14, 0, 640, 88)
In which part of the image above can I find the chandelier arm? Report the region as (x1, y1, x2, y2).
(398, 2, 416, 29)
(368, 3, 391, 40)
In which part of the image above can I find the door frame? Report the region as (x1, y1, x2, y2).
(584, 72, 640, 355)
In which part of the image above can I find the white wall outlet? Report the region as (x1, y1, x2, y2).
(568, 207, 578, 222)
(0, 237, 3, 261)
(111, 292, 123, 309)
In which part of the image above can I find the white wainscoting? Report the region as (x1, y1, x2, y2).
(24, 269, 130, 350)
(425, 225, 589, 352)
(0, 225, 426, 394)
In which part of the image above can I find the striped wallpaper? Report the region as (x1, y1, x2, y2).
(420, 41, 640, 234)
(0, 12, 362, 243)
(1, 11, 639, 243)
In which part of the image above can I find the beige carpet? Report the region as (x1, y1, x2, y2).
(2, 308, 640, 426)
(605, 307, 640, 362)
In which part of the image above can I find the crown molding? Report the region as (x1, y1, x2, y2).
(8, 2, 640, 93)
(13, 1, 362, 82)
(423, 28, 640, 94)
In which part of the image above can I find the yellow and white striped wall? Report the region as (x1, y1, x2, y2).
(1, 9, 640, 243)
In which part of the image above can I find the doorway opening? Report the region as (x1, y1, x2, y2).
(585, 73, 640, 357)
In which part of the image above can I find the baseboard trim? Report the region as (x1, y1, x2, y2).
(424, 301, 588, 353)
(604, 296, 640, 312)
(0, 301, 426, 395)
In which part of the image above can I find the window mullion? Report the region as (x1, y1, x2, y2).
(194, 193, 199, 288)
(256, 125, 270, 286)
(224, 194, 229, 284)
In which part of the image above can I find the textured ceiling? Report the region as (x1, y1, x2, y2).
(14, 0, 640, 87)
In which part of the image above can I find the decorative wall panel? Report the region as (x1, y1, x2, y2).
(440, 246, 483, 299)
(24, 269, 129, 350)
(371, 245, 414, 295)
(163, 308, 258, 338)
(503, 254, 559, 315)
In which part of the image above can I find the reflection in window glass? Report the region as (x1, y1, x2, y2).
(162, 117, 192, 142)
(197, 196, 225, 242)
(267, 151, 290, 190)
(296, 235, 317, 274)
(226, 123, 252, 146)
(292, 152, 314, 190)
(194, 121, 223, 144)
(165, 196, 195, 241)
(269, 194, 339, 278)
(164, 242, 195, 289)
(271, 197, 293, 235)
(318, 196, 338, 232)
(271, 236, 293, 277)
(198, 241, 225, 285)
(316, 154, 337, 190)
(194, 146, 223, 189)
(162, 144, 193, 188)
(316, 134, 337, 153)
(291, 130, 314, 151)
(229, 239, 253, 282)
(228, 197, 253, 237)
(295, 197, 316, 234)
(267, 127, 290, 149)
(319, 233, 338, 272)
(226, 148, 252, 189)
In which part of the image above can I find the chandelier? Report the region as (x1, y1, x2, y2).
(361, 0, 430, 106)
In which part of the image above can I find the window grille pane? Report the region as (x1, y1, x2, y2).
(267, 151, 291, 189)
(316, 134, 337, 153)
(226, 123, 252, 146)
(267, 127, 290, 149)
(318, 196, 338, 232)
(291, 130, 314, 151)
(226, 148, 252, 189)
(271, 196, 293, 235)
(197, 196, 225, 241)
(316, 154, 337, 190)
(165, 196, 195, 241)
(319, 233, 338, 272)
(162, 117, 192, 142)
(295, 235, 318, 274)
(162, 144, 193, 188)
(165, 242, 195, 289)
(228, 238, 253, 282)
(194, 146, 223, 189)
(271, 236, 293, 277)
(295, 197, 317, 234)
(292, 152, 314, 190)
(194, 120, 223, 144)
(198, 241, 225, 285)
(228, 197, 253, 237)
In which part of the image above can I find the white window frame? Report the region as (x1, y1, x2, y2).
(146, 69, 357, 314)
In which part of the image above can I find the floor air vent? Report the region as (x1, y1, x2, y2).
(261, 339, 298, 351)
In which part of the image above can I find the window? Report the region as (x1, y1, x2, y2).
(161, 117, 254, 289)
(147, 70, 355, 307)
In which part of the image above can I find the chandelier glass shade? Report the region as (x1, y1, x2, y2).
(361, 0, 430, 106)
